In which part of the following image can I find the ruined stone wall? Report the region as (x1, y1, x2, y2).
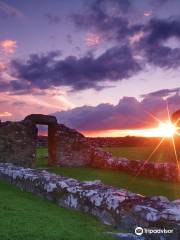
(23, 114, 92, 167)
(90, 147, 180, 182)
(0, 121, 37, 167)
(0, 114, 92, 168)
(0, 163, 179, 240)
(54, 124, 92, 166)
(0, 113, 179, 181)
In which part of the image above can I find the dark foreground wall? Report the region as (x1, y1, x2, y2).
(0, 163, 179, 240)
(54, 124, 91, 166)
(0, 121, 37, 167)
(0, 115, 92, 167)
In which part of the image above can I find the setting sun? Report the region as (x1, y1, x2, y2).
(83, 122, 177, 138)
(157, 122, 177, 137)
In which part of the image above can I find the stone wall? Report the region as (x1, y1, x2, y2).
(0, 121, 37, 167)
(23, 115, 92, 167)
(23, 114, 59, 166)
(0, 163, 179, 240)
(0, 114, 92, 167)
(54, 124, 92, 166)
(90, 147, 180, 182)
(0, 113, 179, 182)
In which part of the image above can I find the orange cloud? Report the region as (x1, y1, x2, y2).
(0, 61, 6, 71)
(85, 33, 102, 46)
(129, 31, 144, 44)
(0, 39, 17, 54)
(0, 87, 74, 121)
(144, 10, 153, 17)
(0, 111, 12, 117)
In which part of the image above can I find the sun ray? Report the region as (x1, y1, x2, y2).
(174, 118, 180, 136)
(145, 137, 165, 163)
(145, 110, 163, 125)
(129, 137, 165, 185)
(171, 136, 179, 166)
(166, 101, 179, 175)
(129, 102, 179, 185)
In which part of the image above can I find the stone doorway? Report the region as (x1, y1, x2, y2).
(0, 113, 92, 168)
(24, 114, 58, 166)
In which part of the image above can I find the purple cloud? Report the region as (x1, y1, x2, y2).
(52, 90, 180, 131)
(3, 0, 180, 95)
(45, 13, 61, 24)
(0, 1, 24, 19)
(145, 18, 180, 45)
(141, 88, 180, 98)
(72, 0, 141, 43)
(73, 0, 180, 69)
(11, 46, 140, 92)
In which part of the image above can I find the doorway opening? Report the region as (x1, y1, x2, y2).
(36, 124, 48, 168)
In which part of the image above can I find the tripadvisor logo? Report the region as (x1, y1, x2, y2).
(135, 226, 174, 235)
(135, 227, 143, 235)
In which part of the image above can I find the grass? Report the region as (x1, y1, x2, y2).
(104, 139, 180, 163)
(35, 148, 180, 200)
(1, 146, 179, 239)
(36, 147, 48, 168)
(0, 180, 114, 240)
(49, 167, 180, 200)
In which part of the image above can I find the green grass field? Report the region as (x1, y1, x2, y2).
(104, 140, 180, 163)
(0, 146, 179, 239)
(36, 147, 180, 200)
(0, 180, 114, 240)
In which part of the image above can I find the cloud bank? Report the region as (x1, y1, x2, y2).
(53, 88, 180, 131)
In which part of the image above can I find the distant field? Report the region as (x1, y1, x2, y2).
(104, 140, 180, 163)
(36, 148, 180, 200)
(0, 180, 114, 240)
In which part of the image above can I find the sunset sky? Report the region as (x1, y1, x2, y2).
(0, 0, 180, 137)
